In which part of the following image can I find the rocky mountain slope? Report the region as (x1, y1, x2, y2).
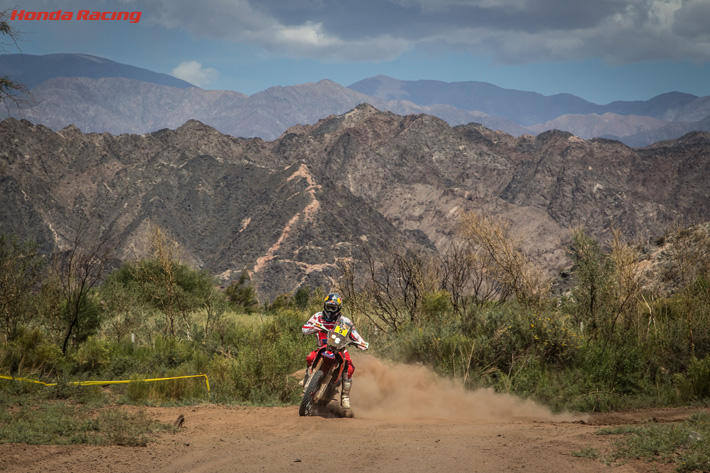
(3, 54, 710, 146)
(0, 116, 405, 299)
(2, 106, 710, 300)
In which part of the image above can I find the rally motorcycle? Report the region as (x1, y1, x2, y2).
(299, 318, 368, 417)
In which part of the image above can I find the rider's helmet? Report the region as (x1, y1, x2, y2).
(323, 293, 342, 322)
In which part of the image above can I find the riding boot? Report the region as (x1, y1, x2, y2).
(341, 378, 352, 409)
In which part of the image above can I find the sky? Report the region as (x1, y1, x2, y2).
(2, 0, 710, 104)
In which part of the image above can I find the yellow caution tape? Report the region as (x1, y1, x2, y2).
(0, 374, 210, 393)
(0, 375, 55, 386)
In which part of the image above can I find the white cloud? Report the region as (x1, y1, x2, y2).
(274, 22, 334, 48)
(171, 61, 219, 88)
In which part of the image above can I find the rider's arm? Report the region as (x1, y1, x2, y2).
(302, 313, 320, 335)
(349, 328, 369, 350)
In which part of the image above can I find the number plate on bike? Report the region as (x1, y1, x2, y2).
(334, 325, 349, 336)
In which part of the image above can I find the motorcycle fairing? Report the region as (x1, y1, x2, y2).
(311, 345, 347, 385)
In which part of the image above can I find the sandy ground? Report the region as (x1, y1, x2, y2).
(2, 355, 706, 473)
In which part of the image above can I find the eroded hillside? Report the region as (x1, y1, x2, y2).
(2, 105, 710, 299)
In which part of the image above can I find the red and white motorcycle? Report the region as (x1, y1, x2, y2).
(299, 318, 368, 417)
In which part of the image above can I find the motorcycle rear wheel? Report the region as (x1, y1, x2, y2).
(299, 370, 324, 416)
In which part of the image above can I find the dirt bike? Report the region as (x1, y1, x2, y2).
(299, 318, 368, 417)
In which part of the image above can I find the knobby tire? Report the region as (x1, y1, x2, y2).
(299, 370, 324, 416)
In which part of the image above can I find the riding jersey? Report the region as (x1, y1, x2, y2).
(302, 312, 367, 349)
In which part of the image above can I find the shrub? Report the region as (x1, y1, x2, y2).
(225, 270, 258, 313)
(577, 338, 646, 396)
(673, 356, 710, 402)
(228, 310, 313, 404)
(75, 337, 111, 375)
(0, 328, 63, 378)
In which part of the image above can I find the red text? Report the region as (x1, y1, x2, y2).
(11, 10, 142, 24)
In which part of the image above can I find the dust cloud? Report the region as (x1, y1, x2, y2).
(350, 354, 586, 423)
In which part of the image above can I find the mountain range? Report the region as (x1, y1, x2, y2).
(2, 53, 710, 147)
(2, 104, 710, 300)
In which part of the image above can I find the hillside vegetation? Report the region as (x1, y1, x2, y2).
(2, 216, 709, 415)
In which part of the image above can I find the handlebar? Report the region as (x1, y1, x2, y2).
(308, 321, 368, 350)
(311, 321, 328, 332)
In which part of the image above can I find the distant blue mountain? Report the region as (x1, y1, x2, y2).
(2, 54, 709, 146)
(348, 75, 704, 126)
(0, 53, 195, 89)
(348, 75, 604, 125)
(604, 92, 699, 120)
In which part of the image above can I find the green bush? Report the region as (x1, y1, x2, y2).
(526, 312, 581, 363)
(578, 339, 646, 394)
(0, 328, 64, 378)
(75, 337, 111, 375)
(124, 378, 145, 402)
(151, 336, 195, 370)
(673, 356, 710, 402)
(421, 290, 452, 321)
(228, 310, 313, 405)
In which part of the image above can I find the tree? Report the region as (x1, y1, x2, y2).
(194, 270, 226, 342)
(51, 220, 113, 354)
(225, 269, 258, 313)
(293, 286, 310, 310)
(97, 278, 151, 343)
(439, 241, 502, 317)
(0, 234, 44, 342)
(1, 10, 30, 110)
(108, 226, 223, 339)
(660, 223, 710, 357)
(340, 247, 438, 333)
(569, 228, 608, 337)
(569, 227, 642, 343)
(129, 226, 189, 337)
(458, 212, 548, 307)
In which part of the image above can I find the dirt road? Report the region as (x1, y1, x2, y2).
(1, 356, 703, 473)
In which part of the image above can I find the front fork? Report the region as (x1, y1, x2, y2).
(309, 356, 343, 403)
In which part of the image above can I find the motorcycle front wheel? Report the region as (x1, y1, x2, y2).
(299, 370, 324, 416)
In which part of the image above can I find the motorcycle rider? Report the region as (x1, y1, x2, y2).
(301, 293, 368, 410)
